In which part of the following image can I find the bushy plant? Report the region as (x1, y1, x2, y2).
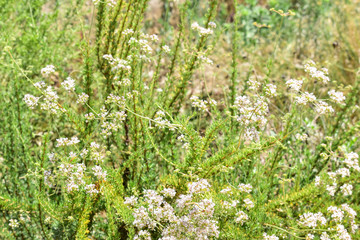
(0, 0, 359, 239)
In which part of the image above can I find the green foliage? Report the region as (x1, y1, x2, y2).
(0, 0, 359, 239)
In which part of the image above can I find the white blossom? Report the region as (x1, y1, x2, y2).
(62, 77, 75, 91)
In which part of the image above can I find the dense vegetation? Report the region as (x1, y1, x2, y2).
(0, 0, 359, 239)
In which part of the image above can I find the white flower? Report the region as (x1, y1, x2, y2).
(62, 77, 75, 91)
(220, 187, 232, 195)
(77, 93, 89, 104)
(295, 92, 316, 105)
(208, 21, 216, 29)
(176, 194, 192, 209)
(162, 45, 171, 53)
(295, 133, 308, 141)
(328, 90, 345, 104)
(9, 219, 19, 228)
(235, 211, 248, 225)
(343, 152, 360, 171)
(340, 184, 353, 196)
(326, 183, 337, 196)
(315, 176, 321, 186)
(335, 224, 351, 240)
(161, 188, 176, 198)
(56, 136, 80, 147)
(243, 198, 254, 209)
(122, 29, 134, 36)
(34, 81, 46, 89)
(285, 79, 303, 92)
(134, 230, 152, 240)
(263, 233, 279, 240)
(41, 65, 55, 77)
(85, 184, 99, 196)
(248, 77, 261, 90)
(306, 234, 315, 240)
(92, 165, 107, 180)
(341, 204, 357, 220)
(320, 232, 331, 240)
(315, 101, 334, 115)
(304, 61, 330, 83)
(238, 183, 253, 193)
(265, 84, 277, 97)
(23, 94, 40, 109)
(149, 34, 159, 42)
(187, 179, 211, 194)
(124, 196, 138, 206)
(298, 212, 327, 228)
(328, 206, 344, 222)
(191, 22, 213, 36)
(336, 168, 350, 178)
(222, 200, 239, 209)
(190, 96, 209, 112)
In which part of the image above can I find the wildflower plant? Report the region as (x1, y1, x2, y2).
(0, 0, 360, 239)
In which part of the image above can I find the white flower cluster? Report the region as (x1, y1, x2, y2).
(248, 76, 261, 90)
(161, 188, 176, 198)
(295, 92, 316, 105)
(298, 203, 358, 239)
(221, 200, 239, 209)
(298, 212, 327, 228)
(238, 183, 253, 193)
(58, 163, 86, 192)
(315, 101, 334, 115)
(77, 92, 89, 104)
(78, 142, 107, 163)
(234, 95, 268, 127)
(324, 151, 359, 198)
(128, 179, 220, 240)
(264, 83, 277, 97)
(263, 233, 279, 240)
(85, 184, 99, 196)
(162, 45, 171, 53)
(177, 134, 189, 150)
(41, 86, 61, 114)
(23, 94, 40, 109)
(154, 111, 176, 131)
(92, 0, 116, 7)
(191, 22, 214, 36)
(41, 65, 55, 77)
(124, 196, 138, 206)
(286, 78, 303, 92)
(235, 210, 248, 225)
(197, 52, 213, 65)
(9, 219, 19, 228)
(343, 152, 360, 171)
(56, 136, 80, 147)
(93, 105, 126, 138)
(190, 96, 217, 112)
(295, 133, 308, 141)
(220, 187, 233, 195)
(62, 77, 75, 92)
(34, 81, 46, 89)
(340, 183, 353, 196)
(243, 198, 255, 210)
(328, 89, 345, 104)
(92, 165, 107, 180)
(187, 178, 211, 194)
(103, 54, 131, 72)
(105, 94, 126, 107)
(304, 60, 330, 83)
(122, 28, 134, 36)
(233, 95, 268, 142)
